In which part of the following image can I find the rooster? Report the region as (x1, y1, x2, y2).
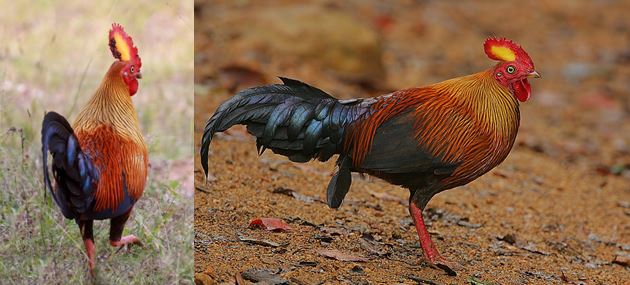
(42, 23, 147, 273)
(200, 37, 539, 272)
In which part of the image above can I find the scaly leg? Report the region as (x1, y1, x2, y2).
(78, 220, 96, 274)
(408, 202, 458, 274)
(109, 209, 143, 249)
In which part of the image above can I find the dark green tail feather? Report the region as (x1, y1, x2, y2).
(199, 77, 375, 208)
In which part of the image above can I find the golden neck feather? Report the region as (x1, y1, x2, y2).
(430, 69, 520, 138)
(73, 62, 144, 145)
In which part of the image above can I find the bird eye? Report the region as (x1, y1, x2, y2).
(130, 66, 135, 73)
(506, 65, 515, 74)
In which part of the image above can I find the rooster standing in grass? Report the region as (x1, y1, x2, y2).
(42, 23, 147, 273)
(201, 37, 539, 272)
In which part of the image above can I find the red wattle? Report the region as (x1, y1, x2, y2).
(513, 78, 531, 102)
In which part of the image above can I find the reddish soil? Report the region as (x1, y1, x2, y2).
(194, 1, 630, 284)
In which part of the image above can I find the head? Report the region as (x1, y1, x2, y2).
(109, 23, 142, 96)
(484, 37, 540, 102)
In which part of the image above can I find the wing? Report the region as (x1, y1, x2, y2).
(357, 110, 460, 187)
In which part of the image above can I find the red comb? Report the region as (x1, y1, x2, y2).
(108, 23, 141, 69)
(483, 37, 532, 66)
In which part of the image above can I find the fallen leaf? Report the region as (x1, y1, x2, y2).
(297, 261, 318, 267)
(498, 233, 517, 245)
(457, 220, 482, 229)
(238, 235, 283, 247)
(313, 234, 334, 243)
(318, 249, 368, 262)
(272, 187, 322, 203)
(195, 186, 210, 193)
(612, 251, 630, 267)
(520, 242, 550, 256)
(249, 218, 292, 232)
(320, 226, 348, 236)
(359, 238, 388, 257)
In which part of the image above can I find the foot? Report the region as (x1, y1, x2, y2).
(110, 234, 143, 252)
(423, 249, 460, 276)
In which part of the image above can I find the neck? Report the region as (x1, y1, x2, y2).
(73, 63, 143, 144)
(431, 69, 520, 138)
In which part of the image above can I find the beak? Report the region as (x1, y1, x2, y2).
(136, 73, 142, 79)
(527, 70, 541, 79)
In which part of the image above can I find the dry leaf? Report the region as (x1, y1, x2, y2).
(248, 218, 292, 232)
(318, 249, 367, 262)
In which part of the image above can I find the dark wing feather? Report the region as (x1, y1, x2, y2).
(359, 110, 459, 178)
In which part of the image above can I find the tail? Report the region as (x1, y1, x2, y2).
(200, 77, 374, 208)
(42, 112, 99, 219)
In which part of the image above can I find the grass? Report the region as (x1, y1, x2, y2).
(0, 1, 193, 284)
(0, 132, 193, 284)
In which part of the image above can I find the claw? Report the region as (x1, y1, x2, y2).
(427, 254, 460, 276)
(110, 234, 143, 253)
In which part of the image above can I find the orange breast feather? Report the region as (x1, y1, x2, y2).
(76, 125, 148, 212)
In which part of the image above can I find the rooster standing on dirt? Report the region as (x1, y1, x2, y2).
(201, 38, 539, 272)
(42, 24, 147, 273)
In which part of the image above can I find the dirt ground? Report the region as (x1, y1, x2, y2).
(194, 1, 630, 284)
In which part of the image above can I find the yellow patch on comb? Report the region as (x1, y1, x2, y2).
(113, 32, 132, 61)
(109, 23, 139, 64)
(489, 46, 516, 62)
(483, 37, 531, 64)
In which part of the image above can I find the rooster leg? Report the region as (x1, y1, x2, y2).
(78, 220, 96, 274)
(109, 210, 143, 250)
(409, 202, 458, 275)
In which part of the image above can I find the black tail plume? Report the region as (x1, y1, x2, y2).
(42, 112, 98, 219)
(200, 77, 373, 178)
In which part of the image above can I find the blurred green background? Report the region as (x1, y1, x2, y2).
(0, 1, 193, 284)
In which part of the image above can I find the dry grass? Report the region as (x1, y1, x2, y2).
(0, 1, 193, 284)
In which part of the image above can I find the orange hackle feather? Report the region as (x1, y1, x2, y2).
(73, 61, 148, 212)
